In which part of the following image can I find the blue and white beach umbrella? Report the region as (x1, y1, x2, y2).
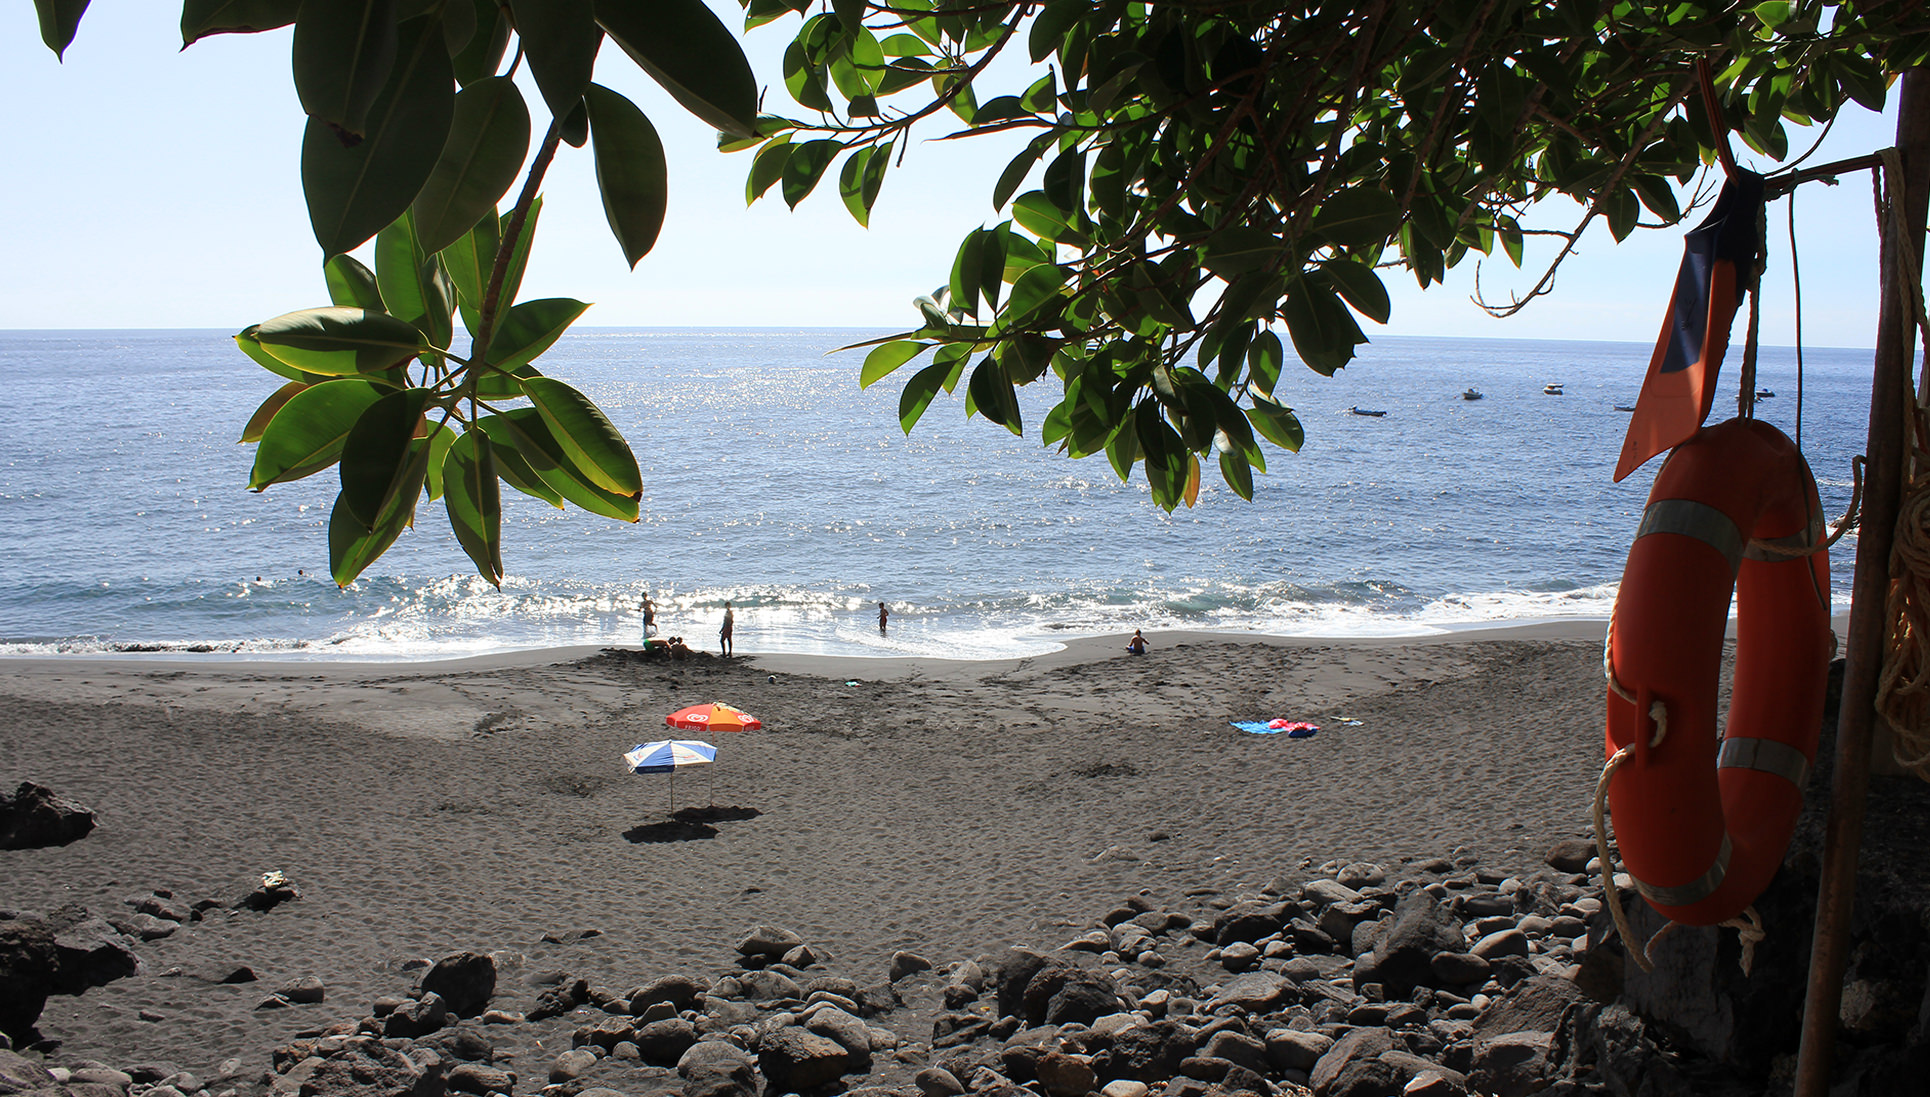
(625, 739, 717, 814)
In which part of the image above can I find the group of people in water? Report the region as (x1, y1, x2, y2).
(638, 590, 1150, 657)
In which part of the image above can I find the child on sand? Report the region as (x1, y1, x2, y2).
(720, 601, 734, 656)
(1127, 629, 1148, 655)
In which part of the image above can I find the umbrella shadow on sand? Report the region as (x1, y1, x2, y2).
(621, 806, 765, 844)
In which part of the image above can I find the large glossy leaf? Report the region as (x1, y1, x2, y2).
(182, 0, 299, 45)
(582, 84, 668, 268)
(597, 0, 758, 137)
(1281, 276, 1365, 376)
(487, 298, 591, 373)
(508, 0, 600, 120)
(236, 327, 328, 384)
(1320, 258, 1391, 324)
(338, 387, 432, 527)
(375, 212, 442, 344)
(443, 430, 504, 585)
(248, 377, 389, 488)
(239, 381, 310, 443)
(488, 439, 564, 506)
(440, 206, 499, 317)
(301, 15, 454, 256)
(422, 419, 459, 500)
(449, 0, 510, 84)
(253, 307, 428, 375)
(781, 139, 839, 210)
(522, 376, 641, 496)
(861, 341, 927, 388)
(291, 0, 397, 138)
(324, 254, 384, 310)
(966, 359, 1022, 435)
(478, 409, 639, 521)
(897, 359, 955, 434)
(35, 0, 88, 59)
(329, 490, 412, 586)
(412, 77, 530, 255)
(1310, 187, 1402, 249)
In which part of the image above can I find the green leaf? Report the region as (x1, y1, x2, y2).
(494, 197, 541, 315)
(598, 0, 760, 137)
(324, 254, 384, 310)
(291, 0, 397, 139)
(236, 327, 327, 384)
(1218, 444, 1254, 500)
(1200, 227, 1281, 278)
(422, 419, 458, 501)
(375, 211, 451, 348)
(478, 409, 639, 521)
(476, 363, 542, 399)
(449, 0, 509, 84)
(328, 489, 411, 586)
(301, 15, 454, 255)
(583, 83, 669, 268)
(747, 138, 793, 204)
(239, 381, 310, 444)
(1001, 261, 1069, 325)
(338, 386, 432, 527)
(838, 144, 890, 227)
(439, 206, 499, 317)
(898, 358, 955, 433)
(487, 298, 591, 372)
(489, 440, 564, 506)
(1011, 191, 1089, 248)
(507, 0, 599, 121)
(253, 307, 428, 375)
(248, 377, 390, 488)
(993, 136, 1050, 212)
(782, 139, 840, 209)
(1246, 397, 1303, 452)
(522, 375, 642, 497)
(182, 0, 299, 46)
(1310, 187, 1402, 249)
(949, 230, 987, 316)
(1320, 258, 1391, 324)
(411, 76, 531, 255)
(861, 341, 928, 388)
(443, 430, 504, 585)
(966, 358, 1022, 435)
(1281, 276, 1366, 375)
(1629, 174, 1681, 224)
(1245, 329, 1283, 395)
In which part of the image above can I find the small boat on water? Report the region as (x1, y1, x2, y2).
(1615, 404, 1637, 412)
(1544, 383, 1565, 396)
(1349, 406, 1387, 417)
(1755, 388, 1775, 398)
(1462, 388, 1484, 400)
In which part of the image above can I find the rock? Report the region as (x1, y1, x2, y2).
(635, 1017, 700, 1065)
(1100, 1082, 1149, 1097)
(1309, 1028, 1396, 1094)
(1103, 1018, 1197, 1082)
(1470, 929, 1529, 961)
(1036, 1051, 1097, 1097)
(447, 1063, 514, 1095)
(383, 992, 450, 1039)
(529, 977, 590, 1021)
(757, 1026, 854, 1091)
(1218, 942, 1261, 972)
(1470, 974, 1580, 1043)
(1263, 1029, 1332, 1073)
(0, 1050, 56, 1091)
(995, 948, 1070, 1019)
(737, 925, 804, 960)
(1544, 839, 1595, 874)
(1302, 879, 1363, 908)
(914, 1066, 966, 1097)
(632, 973, 707, 1013)
(108, 913, 177, 941)
(1428, 951, 1490, 986)
(294, 1040, 445, 1097)
(1353, 890, 1465, 997)
(1200, 1031, 1268, 1075)
(1029, 967, 1121, 1026)
(891, 950, 934, 981)
(0, 782, 97, 849)
(550, 1047, 598, 1083)
(804, 1005, 874, 1068)
(1210, 971, 1295, 1013)
(739, 969, 803, 1001)
(1402, 1069, 1466, 1096)
(1324, 1057, 1406, 1097)
(1468, 1031, 1554, 1097)
(421, 952, 496, 1018)
(0, 916, 58, 1043)
(277, 976, 325, 1004)
(782, 944, 823, 968)
(1336, 863, 1386, 889)
(575, 1017, 639, 1052)
(1213, 901, 1293, 945)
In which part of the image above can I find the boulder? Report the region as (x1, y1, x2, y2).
(549, 1047, 597, 1083)
(681, 1040, 758, 1097)
(446, 1064, 514, 1095)
(890, 951, 934, 981)
(1212, 901, 1293, 945)
(0, 1049, 57, 1092)
(1354, 891, 1466, 997)
(739, 968, 803, 1001)
(1209, 971, 1295, 1013)
(383, 993, 450, 1039)
(633, 973, 707, 1013)
(758, 1026, 855, 1091)
(635, 1017, 700, 1065)
(293, 1040, 446, 1097)
(420, 952, 495, 1018)
(804, 1005, 874, 1068)
(995, 948, 1070, 1019)
(0, 782, 96, 849)
(1199, 1031, 1268, 1076)
(1428, 951, 1490, 987)
(528, 977, 590, 1021)
(737, 925, 805, 960)
(0, 917, 57, 1043)
(1029, 967, 1120, 1027)
(1101, 1018, 1198, 1082)
(1322, 1057, 1405, 1097)
(1263, 1028, 1332, 1073)
(1545, 838, 1595, 874)
(1468, 1031, 1555, 1097)
(1309, 1028, 1396, 1095)
(1035, 1051, 1097, 1097)
(47, 906, 141, 993)
(915, 1066, 967, 1097)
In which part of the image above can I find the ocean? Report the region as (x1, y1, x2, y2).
(0, 328, 1871, 662)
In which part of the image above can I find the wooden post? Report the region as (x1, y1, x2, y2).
(1793, 68, 1930, 1097)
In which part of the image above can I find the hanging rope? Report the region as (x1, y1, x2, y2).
(1597, 627, 1666, 973)
(1791, 186, 1808, 447)
(1871, 147, 1930, 782)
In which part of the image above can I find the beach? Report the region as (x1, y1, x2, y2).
(0, 623, 1620, 1077)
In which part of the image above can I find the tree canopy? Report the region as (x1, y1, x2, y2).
(30, 0, 1930, 583)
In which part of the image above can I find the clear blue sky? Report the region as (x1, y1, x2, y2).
(2, 2, 1903, 348)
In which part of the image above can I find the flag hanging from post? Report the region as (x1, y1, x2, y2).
(1613, 170, 1766, 482)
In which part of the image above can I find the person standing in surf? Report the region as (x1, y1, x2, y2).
(640, 590, 657, 636)
(878, 602, 889, 632)
(720, 601, 734, 657)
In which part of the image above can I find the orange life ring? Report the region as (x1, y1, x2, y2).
(1605, 417, 1833, 927)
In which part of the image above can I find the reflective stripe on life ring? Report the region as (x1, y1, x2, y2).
(1605, 418, 1833, 927)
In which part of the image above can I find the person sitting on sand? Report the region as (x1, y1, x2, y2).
(1127, 629, 1148, 655)
(667, 636, 690, 660)
(720, 601, 734, 657)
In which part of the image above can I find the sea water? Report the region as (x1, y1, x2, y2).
(0, 328, 1873, 661)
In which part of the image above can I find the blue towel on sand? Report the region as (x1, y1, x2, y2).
(1232, 720, 1319, 738)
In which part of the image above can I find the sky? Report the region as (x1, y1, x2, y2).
(0, 2, 1906, 348)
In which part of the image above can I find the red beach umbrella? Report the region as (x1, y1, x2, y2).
(665, 702, 762, 734)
